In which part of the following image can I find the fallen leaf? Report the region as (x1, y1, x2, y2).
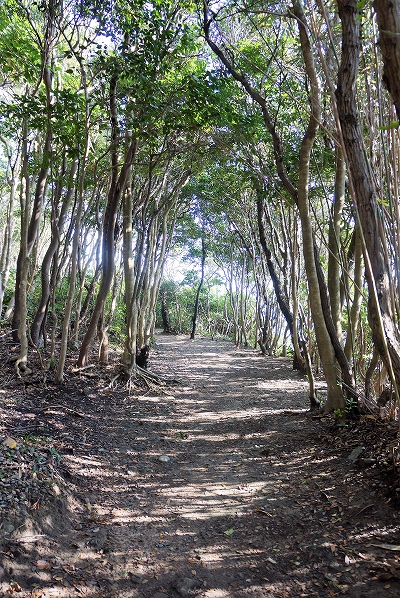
(224, 528, 234, 536)
(36, 559, 51, 570)
(3, 437, 17, 449)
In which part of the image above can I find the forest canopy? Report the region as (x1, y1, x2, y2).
(0, 0, 400, 419)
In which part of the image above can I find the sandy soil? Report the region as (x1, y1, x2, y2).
(1, 332, 400, 597)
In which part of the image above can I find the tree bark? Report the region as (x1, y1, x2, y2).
(14, 121, 30, 374)
(328, 147, 346, 343)
(12, 124, 52, 342)
(77, 140, 137, 367)
(292, 0, 345, 413)
(31, 157, 78, 346)
(77, 73, 137, 368)
(336, 0, 400, 391)
(374, 0, 400, 121)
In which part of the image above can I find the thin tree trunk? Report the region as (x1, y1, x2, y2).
(31, 157, 78, 346)
(13, 0, 57, 342)
(344, 226, 363, 362)
(14, 121, 30, 374)
(256, 186, 304, 368)
(328, 147, 346, 343)
(0, 152, 19, 317)
(12, 124, 52, 342)
(191, 237, 206, 340)
(293, 0, 345, 413)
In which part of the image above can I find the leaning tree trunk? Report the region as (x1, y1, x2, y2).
(0, 149, 18, 318)
(336, 0, 400, 392)
(77, 142, 137, 367)
(344, 226, 363, 362)
(12, 0, 57, 343)
(256, 186, 305, 370)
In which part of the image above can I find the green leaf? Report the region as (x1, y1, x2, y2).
(379, 121, 399, 131)
(224, 528, 234, 536)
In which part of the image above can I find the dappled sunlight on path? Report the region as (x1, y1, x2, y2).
(2, 333, 400, 597)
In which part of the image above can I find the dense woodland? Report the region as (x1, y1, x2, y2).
(1, 0, 400, 420)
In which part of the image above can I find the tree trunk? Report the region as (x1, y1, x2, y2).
(336, 0, 400, 392)
(12, 123, 52, 342)
(14, 122, 30, 374)
(122, 165, 135, 364)
(12, 0, 57, 343)
(328, 147, 346, 343)
(31, 157, 78, 346)
(55, 154, 87, 383)
(161, 290, 172, 333)
(77, 74, 137, 368)
(256, 186, 304, 369)
(373, 0, 400, 121)
(344, 226, 363, 361)
(293, 0, 345, 413)
(191, 237, 206, 340)
(0, 150, 19, 318)
(204, 0, 346, 412)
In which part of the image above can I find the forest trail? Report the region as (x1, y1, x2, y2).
(1, 333, 400, 597)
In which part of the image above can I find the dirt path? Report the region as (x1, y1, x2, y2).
(1, 333, 400, 597)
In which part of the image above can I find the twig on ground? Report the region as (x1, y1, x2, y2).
(40, 404, 86, 417)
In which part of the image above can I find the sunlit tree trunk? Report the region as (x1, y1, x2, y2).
(256, 185, 304, 369)
(293, 0, 345, 413)
(328, 147, 346, 343)
(77, 73, 137, 368)
(56, 57, 91, 382)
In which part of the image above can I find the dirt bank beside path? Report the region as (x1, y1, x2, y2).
(1, 333, 400, 597)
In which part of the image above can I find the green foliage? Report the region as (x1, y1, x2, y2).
(157, 276, 232, 338)
(0, 0, 42, 83)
